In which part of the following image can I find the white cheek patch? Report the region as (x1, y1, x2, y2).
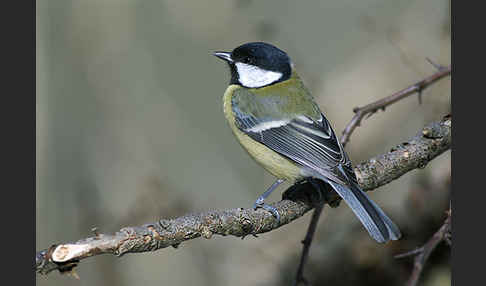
(235, 62, 283, 88)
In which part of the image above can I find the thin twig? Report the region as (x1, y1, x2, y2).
(340, 65, 451, 147)
(36, 116, 451, 276)
(406, 207, 451, 286)
(293, 64, 451, 282)
(396, 206, 451, 286)
(294, 202, 325, 286)
(394, 247, 425, 259)
(425, 58, 448, 72)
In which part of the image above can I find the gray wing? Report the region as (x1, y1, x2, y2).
(233, 102, 354, 186)
(232, 94, 401, 243)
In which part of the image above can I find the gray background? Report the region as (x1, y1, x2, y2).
(37, 0, 451, 285)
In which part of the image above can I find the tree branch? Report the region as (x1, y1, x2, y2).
(36, 115, 451, 276)
(294, 202, 325, 286)
(340, 65, 451, 147)
(396, 204, 451, 286)
(294, 61, 451, 285)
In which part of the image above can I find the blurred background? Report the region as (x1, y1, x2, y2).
(36, 0, 451, 285)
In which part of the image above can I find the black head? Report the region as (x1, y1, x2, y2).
(213, 42, 292, 88)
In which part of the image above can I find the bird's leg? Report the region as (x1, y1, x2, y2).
(253, 178, 285, 221)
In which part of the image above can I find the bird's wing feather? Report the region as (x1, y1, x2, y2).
(231, 87, 401, 242)
(232, 87, 354, 186)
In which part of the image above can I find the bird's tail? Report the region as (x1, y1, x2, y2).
(321, 176, 401, 243)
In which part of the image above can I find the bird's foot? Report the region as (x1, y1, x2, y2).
(253, 198, 281, 222)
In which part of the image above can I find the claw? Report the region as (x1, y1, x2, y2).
(261, 204, 281, 221)
(252, 178, 285, 222)
(253, 201, 281, 222)
(253, 196, 265, 208)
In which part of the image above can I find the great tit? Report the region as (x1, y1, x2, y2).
(213, 42, 401, 243)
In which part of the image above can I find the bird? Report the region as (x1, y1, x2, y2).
(213, 42, 401, 243)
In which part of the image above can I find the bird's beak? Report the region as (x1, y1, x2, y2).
(213, 51, 233, 63)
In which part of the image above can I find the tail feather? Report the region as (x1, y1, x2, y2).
(323, 178, 401, 243)
(365, 194, 401, 240)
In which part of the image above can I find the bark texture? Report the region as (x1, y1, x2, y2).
(36, 115, 451, 276)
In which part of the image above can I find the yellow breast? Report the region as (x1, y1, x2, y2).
(223, 85, 303, 182)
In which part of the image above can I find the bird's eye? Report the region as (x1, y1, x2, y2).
(244, 57, 251, 64)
